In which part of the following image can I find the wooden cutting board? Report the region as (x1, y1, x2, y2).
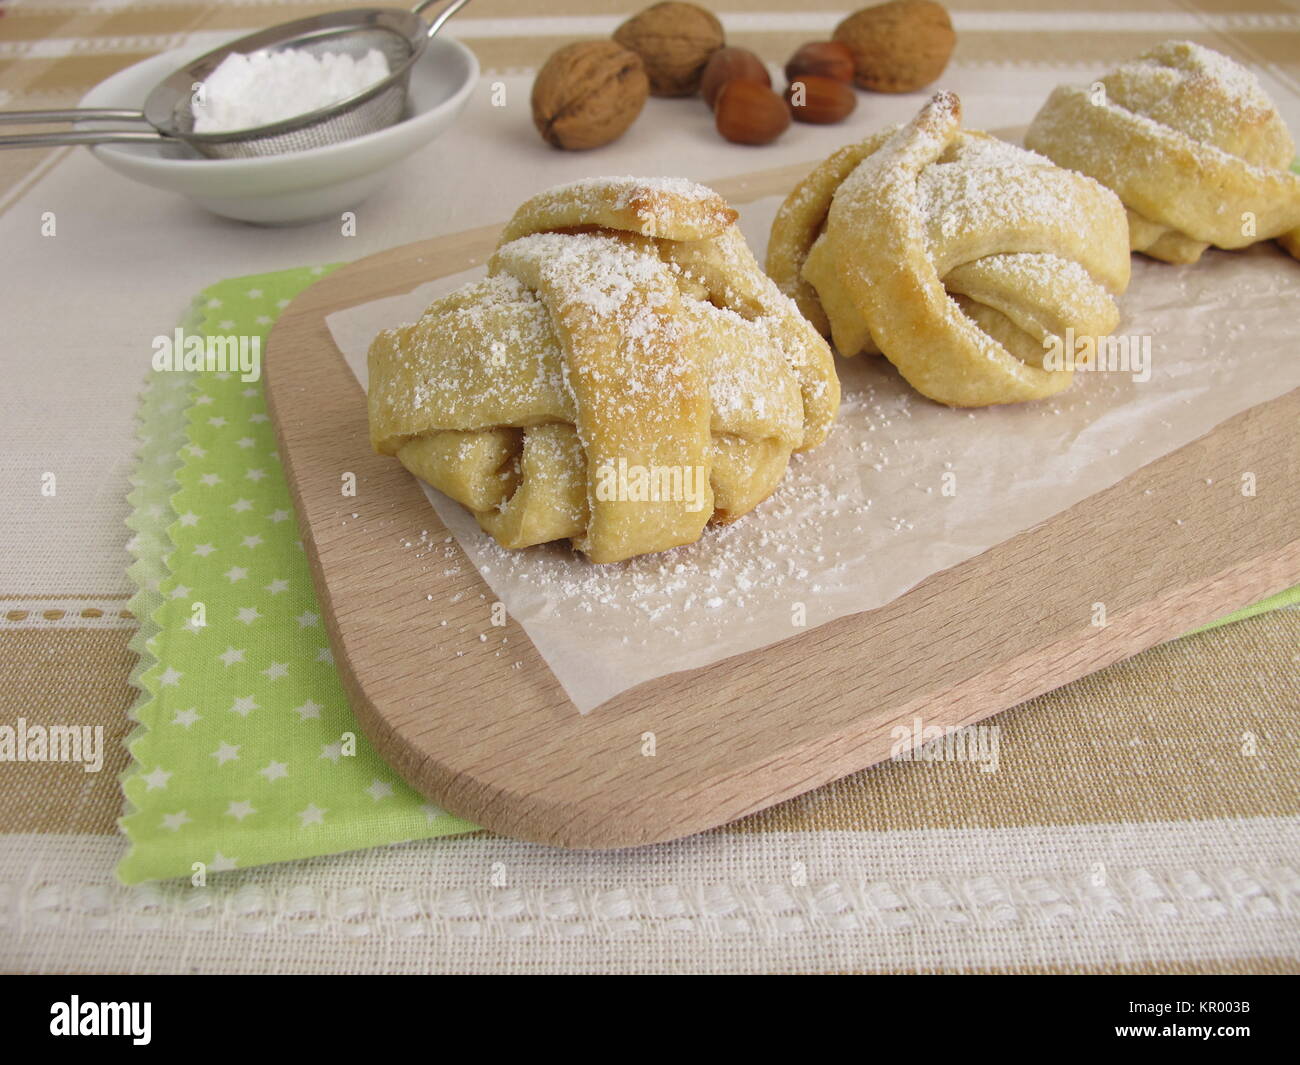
(265, 161, 1300, 849)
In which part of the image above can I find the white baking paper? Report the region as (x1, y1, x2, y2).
(327, 195, 1300, 712)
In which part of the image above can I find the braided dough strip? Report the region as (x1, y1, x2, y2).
(369, 178, 839, 563)
(657, 225, 840, 449)
(826, 94, 1074, 405)
(498, 177, 838, 454)
(501, 176, 739, 243)
(772, 93, 1130, 407)
(1026, 83, 1300, 253)
(766, 131, 892, 337)
(491, 231, 714, 561)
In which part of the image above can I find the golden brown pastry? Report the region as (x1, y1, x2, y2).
(767, 92, 1131, 407)
(1025, 40, 1300, 264)
(368, 177, 840, 564)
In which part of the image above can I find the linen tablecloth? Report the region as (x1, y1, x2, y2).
(1, 0, 1297, 973)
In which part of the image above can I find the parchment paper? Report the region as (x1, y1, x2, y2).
(327, 195, 1300, 712)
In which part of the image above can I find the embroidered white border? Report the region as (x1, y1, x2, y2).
(0, 598, 137, 630)
(2, 820, 1295, 972)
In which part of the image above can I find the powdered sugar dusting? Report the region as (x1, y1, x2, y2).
(392, 273, 570, 426)
(527, 176, 736, 237)
(1030, 39, 1295, 169)
(1128, 39, 1278, 143)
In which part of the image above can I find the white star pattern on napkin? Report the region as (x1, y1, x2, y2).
(142, 767, 172, 791)
(365, 780, 394, 802)
(229, 695, 259, 716)
(225, 800, 256, 821)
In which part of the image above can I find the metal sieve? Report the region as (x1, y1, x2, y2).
(0, 0, 471, 158)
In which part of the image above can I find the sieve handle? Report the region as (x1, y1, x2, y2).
(0, 108, 165, 148)
(0, 129, 167, 148)
(0, 107, 149, 125)
(413, 0, 473, 39)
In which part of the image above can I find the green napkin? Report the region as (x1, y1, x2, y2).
(118, 267, 476, 885)
(1186, 585, 1299, 635)
(119, 264, 1297, 884)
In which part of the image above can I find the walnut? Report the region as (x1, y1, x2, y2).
(613, 2, 725, 97)
(834, 0, 955, 94)
(531, 41, 650, 150)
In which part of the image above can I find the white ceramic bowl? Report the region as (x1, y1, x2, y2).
(79, 36, 478, 225)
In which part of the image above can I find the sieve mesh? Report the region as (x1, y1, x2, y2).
(191, 79, 410, 158)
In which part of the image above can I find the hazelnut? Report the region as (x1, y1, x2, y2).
(784, 41, 855, 85)
(613, 1, 725, 97)
(531, 41, 649, 150)
(714, 79, 790, 145)
(784, 75, 857, 124)
(834, 0, 956, 93)
(700, 46, 771, 110)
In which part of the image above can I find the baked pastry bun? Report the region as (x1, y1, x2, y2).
(1025, 40, 1300, 264)
(368, 177, 840, 564)
(767, 92, 1131, 407)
